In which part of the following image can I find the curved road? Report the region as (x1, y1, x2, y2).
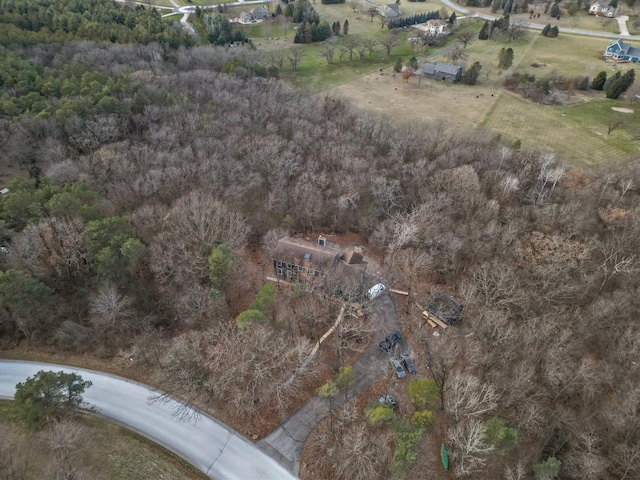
(0, 360, 295, 480)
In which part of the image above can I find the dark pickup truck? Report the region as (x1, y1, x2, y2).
(378, 331, 402, 353)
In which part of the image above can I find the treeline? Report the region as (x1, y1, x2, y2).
(0, 52, 139, 118)
(0, 0, 191, 46)
(387, 10, 440, 29)
(0, 41, 639, 479)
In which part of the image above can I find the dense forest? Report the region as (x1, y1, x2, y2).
(0, 2, 639, 479)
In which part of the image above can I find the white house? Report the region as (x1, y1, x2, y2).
(418, 19, 449, 35)
(589, 2, 617, 17)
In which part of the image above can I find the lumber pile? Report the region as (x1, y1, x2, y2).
(422, 310, 448, 330)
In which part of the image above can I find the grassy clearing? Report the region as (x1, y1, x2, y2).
(0, 401, 208, 480)
(279, 31, 415, 90)
(329, 30, 640, 165)
(479, 93, 636, 165)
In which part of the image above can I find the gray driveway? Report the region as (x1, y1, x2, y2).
(0, 361, 295, 480)
(258, 292, 401, 476)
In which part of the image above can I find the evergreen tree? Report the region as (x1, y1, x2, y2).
(550, 2, 560, 17)
(590, 71, 607, 90)
(609, 0, 618, 7)
(549, 25, 559, 37)
(606, 68, 635, 99)
(498, 47, 514, 68)
(603, 70, 621, 91)
(541, 23, 551, 36)
(343, 19, 349, 35)
(15, 371, 92, 430)
(276, 3, 283, 15)
(394, 57, 403, 72)
(461, 61, 482, 85)
(285, 3, 294, 17)
(479, 21, 490, 39)
(503, 0, 513, 14)
(449, 12, 457, 24)
(579, 75, 590, 90)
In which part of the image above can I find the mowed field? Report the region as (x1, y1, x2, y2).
(331, 29, 640, 165)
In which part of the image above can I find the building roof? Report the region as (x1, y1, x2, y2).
(273, 237, 343, 269)
(379, 4, 400, 16)
(342, 250, 363, 265)
(427, 19, 446, 26)
(251, 6, 269, 14)
(420, 62, 461, 76)
(608, 39, 640, 58)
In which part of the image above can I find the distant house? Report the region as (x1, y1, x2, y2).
(418, 19, 449, 35)
(378, 3, 400, 18)
(238, 11, 253, 24)
(251, 6, 270, 19)
(589, 1, 617, 17)
(605, 39, 640, 62)
(418, 62, 463, 83)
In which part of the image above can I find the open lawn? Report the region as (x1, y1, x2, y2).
(0, 401, 208, 480)
(329, 31, 640, 166)
(279, 33, 416, 90)
(463, 31, 611, 79)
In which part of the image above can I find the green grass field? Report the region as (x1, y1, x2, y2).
(242, 2, 640, 165)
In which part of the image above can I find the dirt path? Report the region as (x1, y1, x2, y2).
(257, 293, 401, 475)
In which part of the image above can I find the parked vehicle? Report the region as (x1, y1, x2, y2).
(378, 394, 397, 407)
(390, 357, 406, 378)
(400, 353, 417, 374)
(378, 331, 402, 353)
(367, 283, 386, 300)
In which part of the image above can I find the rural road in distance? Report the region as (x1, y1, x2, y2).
(0, 360, 296, 480)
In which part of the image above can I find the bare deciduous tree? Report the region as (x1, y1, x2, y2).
(448, 419, 494, 477)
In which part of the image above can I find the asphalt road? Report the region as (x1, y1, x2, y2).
(0, 360, 296, 480)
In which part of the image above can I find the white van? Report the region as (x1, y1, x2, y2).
(367, 283, 386, 300)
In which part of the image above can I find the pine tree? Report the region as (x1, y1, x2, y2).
(462, 61, 482, 85)
(394, 57, 403, 72)
(449, 12, 457, 24)
(603, 70, 621, 91)
(498, 47, 514, 68)
(590, 71, 607, 90)
(606, 69, 635, 99)
(550, 2, 560, 18)
(343, 19, 349, 35)
(541, 23, 551, 36)
(276, 4, 283, 16)
(549, 25, 559, 37)
(479, 20, 490, 39)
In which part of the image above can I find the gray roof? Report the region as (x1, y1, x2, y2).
(610, 39, 640, 58)
(273, 237, 343, 269)
(420, 62, 462, 76)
